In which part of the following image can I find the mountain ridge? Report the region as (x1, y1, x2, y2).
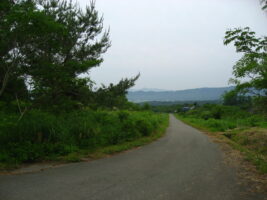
(127, 86, 235, 102)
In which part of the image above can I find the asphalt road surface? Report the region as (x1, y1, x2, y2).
(0, 114, 264, 200)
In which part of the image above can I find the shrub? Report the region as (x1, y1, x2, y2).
(0, 110, 167, 164)
(201, 111, 213, 120)
(211, 105, 224, 119)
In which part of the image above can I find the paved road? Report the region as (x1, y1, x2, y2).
(0, 115, 264, 200)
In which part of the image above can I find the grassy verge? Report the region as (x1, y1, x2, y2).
(175, 114, 267, 173)
(0, 111, 169, 170)
(62, 117, 169, 162)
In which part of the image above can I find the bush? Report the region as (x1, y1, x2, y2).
(211, 105, 223, 119)
(201, 111, 213, 120)
(0, 110, 167, 164)
(181, 104, 266, 130)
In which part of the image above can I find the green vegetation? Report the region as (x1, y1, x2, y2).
(223, 15, 267, 112)
(0, 0, 168, 169)
(166, 3, 267, 173)
(174, 104, 267, 173)
(169, 2, 267, 174)
(150, 101, 218, 113)
(0, 110, 168, 168)
(177, 104, 267, 132)
(0, 0, 141, 111)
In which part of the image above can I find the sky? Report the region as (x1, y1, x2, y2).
(78, 0, 267, 90)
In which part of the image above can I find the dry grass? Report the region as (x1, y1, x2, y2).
(233, 128, 267, 156)
(205, 131, 267, 195)
(218, 138, 267, 195)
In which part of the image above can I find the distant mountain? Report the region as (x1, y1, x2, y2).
(129, 88, 168, 92)
(127, 86, 235, 102)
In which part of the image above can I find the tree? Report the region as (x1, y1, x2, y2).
(1, 0, 139, 111)
(222, 89, 251, 107)
(262, 0, 267, 10)
(94, 74, 140, 109)
(223, 1, 267, 111)
(0, 0, 36, 99)
(224, 27, 267, 93)
(21, 0, 110, 109)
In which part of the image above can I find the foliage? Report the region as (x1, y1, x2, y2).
(0, 0, 139, 111)
(24, 0, 110, 109)
(0, 0, 35, 100)
(0, 110, 167, 165)
(229, 128, 267, 170)
(0, 0, 161, 170)
(224, 27, 267, 92)
(262, 0, 267, 10)
(93, 74, 140, 109)
(224, 26, 267, 111)
(222, 89, 252, 107)
(140, 102, 152, 111)
(177, 104, 267, 132)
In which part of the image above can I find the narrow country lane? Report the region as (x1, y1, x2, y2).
(0, 115, 264, 200)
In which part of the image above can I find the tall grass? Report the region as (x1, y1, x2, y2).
(178, 105, 267, 132)
(0, 110, 168, 165)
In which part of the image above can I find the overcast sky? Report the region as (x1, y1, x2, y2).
(78, 0, 266, 90)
